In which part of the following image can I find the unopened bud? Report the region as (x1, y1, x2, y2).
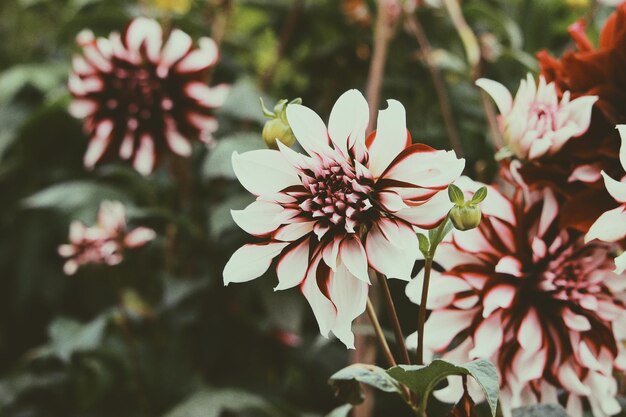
(449, 204, 482, 231)
(260, 97, 300, 149)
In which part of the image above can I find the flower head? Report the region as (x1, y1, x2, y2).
(476, 74, 597, 160)
(69, 17, 228, 175)
(407, 178, 626, 417)
(586, 125, 626, 274)
(223, 89, 464, 348)
(58, 201, 155, 275)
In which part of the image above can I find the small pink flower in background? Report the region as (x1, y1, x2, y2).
(223, 89, 465, 348)
(476, 74, 597, 160)
(69, 17, 228, 175)
(58, 201, 155, 275)
(586, 125, 626, 274)
(406, 178, 626, 417)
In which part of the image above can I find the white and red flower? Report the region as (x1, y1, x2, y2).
(586, 125, 626, 274)
(476, 74, 597, 160)
(223, 89, 465, 348)
(406, 178, 626, 417)
(58, 201, 155, 275)
(69, 17, 228, 175)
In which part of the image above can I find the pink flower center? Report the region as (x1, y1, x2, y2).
(108, 63, 167, 123)
(299, 160, 374, 234)
(530, 102, 558, 134)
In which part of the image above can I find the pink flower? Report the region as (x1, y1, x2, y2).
(69, 17, 228, 175)
(406, 178, 626, 417)
(586, 125, 626, 274)
(223, 89, 465, 348)
(476, 74, 597, 160)
(58, 201, 156, 275)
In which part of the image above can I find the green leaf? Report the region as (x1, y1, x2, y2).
(428, 218, 454, 252)
(0, 63, 68, 104)
(164, 387, 278, 417)
(512, 404, 568, 417)
(417, 233, 430, 257)
(387, 358, 499, 417)
(203, 132, 264, 180)
(208, 192, 255, 238)
(33, 315, 109, 362)
(448, 184, 465, 205)
(325, 404, 353, 417)
(469, 187, 488, 204)
(218, 78, 274, 124)
(329, 363, 402, 405)
(21, 180, 130, 222)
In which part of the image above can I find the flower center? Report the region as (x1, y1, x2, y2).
(300, 161, 374, 234)
(531, 103, 558, 133)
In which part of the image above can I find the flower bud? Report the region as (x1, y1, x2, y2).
(449, 204, 482, 231)
(260, 97, 300, 149)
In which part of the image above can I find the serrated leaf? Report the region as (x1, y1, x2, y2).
(203, 132, 264, 179)
(470, 187, 488, 204)
(448, 184, 465, 205)
(329, 364, 402, 405)
(387, 358, 499, 417)
(512, 404, 568, 417)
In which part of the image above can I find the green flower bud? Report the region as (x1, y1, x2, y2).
(449, 204, 482, 231)
(260, 97, 301, 150)
(262, 117, 296, 149)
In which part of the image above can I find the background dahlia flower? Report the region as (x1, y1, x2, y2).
(58, 201, 156, 275)
(476, 74, 597, 160)
(586, 125, 626, 274)
(406, 178, 626, 417)
(69, 17, 228, 175)
(223, 89, 464, 348)
(531, 4, 626, 230)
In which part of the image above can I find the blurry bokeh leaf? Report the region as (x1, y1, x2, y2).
(329, 364, 401, 405)
(325, 404, 353, 417)
(218, 78, 273, 124)
(208, 193, 255, 238)
(33, 315, 109, 362)
(164, 387, 277, 417)
(22, 180, 130, 221)
(203, 132, 264, 180)
(512, 404, 568, 417)
(0, 63, 68, 104)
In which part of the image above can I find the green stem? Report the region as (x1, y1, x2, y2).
(376, 272, 412, 365)
(416, 256, 433, 366)
(366, 298, 396, 368)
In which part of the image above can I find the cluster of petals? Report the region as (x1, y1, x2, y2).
(533, 5, 626, 230)
(223, 89, 464, 348)
(477, 74, 597, 160)
(58, 201, 156, 275)
(586, 125, 626, 274)
(69, 17, 228, 175)
(406, 178, 626, 417)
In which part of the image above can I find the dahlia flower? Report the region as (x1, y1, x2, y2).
(586, 125, 626, 274)
(223, 89, 465, 348)
(58, 201, 155, 275)
(406, 178, 626, 417)
(476, 74, 597, 160)
(534, 6, 626, 230)
(69, 17, 228, 175)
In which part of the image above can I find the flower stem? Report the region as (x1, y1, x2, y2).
(376, 272, 412, 365)
(416, 256, 433, 365)
(404, 12, 464, 157)
(366, 297, 397, 368)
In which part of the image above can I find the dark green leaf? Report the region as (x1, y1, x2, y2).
(218, 79, 274, 124)
(387, 358, 499, 417)
(33, 315, 109, 362)
(325, 404, 353, 417)
(203, 132, 264, 180)
(164, 387, 277, 417)
(417, 233, 430, 257)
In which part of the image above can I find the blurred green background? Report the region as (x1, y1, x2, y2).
(0, 0, 613, 415)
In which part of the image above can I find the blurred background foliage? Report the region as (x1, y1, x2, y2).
(0, 0, 617, 416)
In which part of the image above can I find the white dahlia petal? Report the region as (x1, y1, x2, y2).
(327, 89, 369, 156)
(231, 150, 300, 196)
(367, 99, 408, 178)
(223, 242, 289, 285)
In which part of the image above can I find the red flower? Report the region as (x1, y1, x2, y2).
(406, 178, 626, 417)
(69, 17, 228, 175)
(530, 6, 626, 231)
